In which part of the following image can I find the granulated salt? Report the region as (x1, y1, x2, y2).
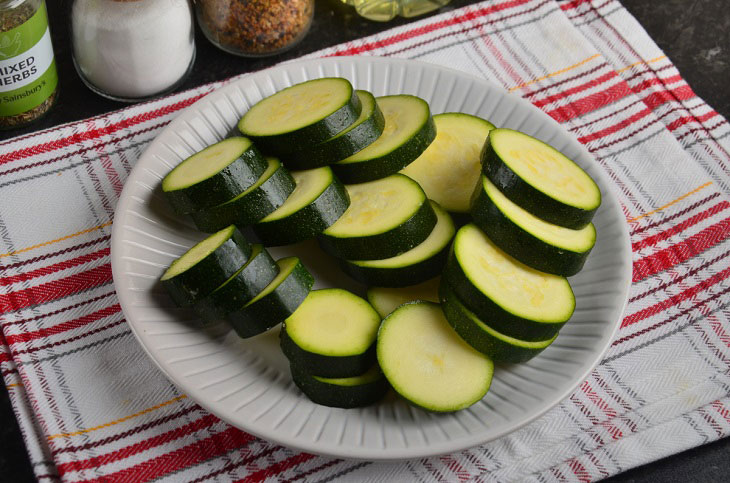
(71, 0, 195, 101)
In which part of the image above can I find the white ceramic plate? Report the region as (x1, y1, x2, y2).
(111, 56, 632, 460)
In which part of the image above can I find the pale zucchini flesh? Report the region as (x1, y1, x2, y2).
(339, 201, 454, 286)
(450, 224, 575, 323)
(377, 301, 493, 412)
(163, 137, 253, 191)
(260, 167, 335, 222)
(285, 288, 381, 357)
(440, 283, 558, 363)
(401, 113, 495, 212)
(280, 90, 386, 169)
(161, 228, 234, 280)
(160, 226, 252, 307)
(332, 95, 436, 183)
(367, 277, 440, 318)
(239, 78, 355, 137)
(481, 176, 596, 253)
(324, 174, 425, 238)
(352, 201, 454, 269)
(472, 175, 596, 276)
(488, 128, 600, 211)
(339, 95, 431, 163)
(319, 174, 437, 260)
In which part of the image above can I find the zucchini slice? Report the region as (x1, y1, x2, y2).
(318, 174, 437, 260)
(340, 201, 455, 287)
(238, 78, 362, 155)
(280, 288, 381, 378)
(190, 157, 295, 233)
(290, 363, 390, 408)
(279, 91, 386, 170)
(440, 283, 558, 363)
(471, 175, 596, 276)
(443, 224, 574, 341)
(332, 95, 436, 184)
(377, 301, 493, 412)
(228, 257, 313, 338)
(160, 226, 251, 307)
(162, 137, 268, 215)
(482, 128, 601, 228)
(193, 244, 279, 322)
(367, 277, 440, 318)
(251, 167, 350, 246)
(401, 113, 495, 213)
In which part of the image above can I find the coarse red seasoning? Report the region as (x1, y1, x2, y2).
(196, 0, 314, 57)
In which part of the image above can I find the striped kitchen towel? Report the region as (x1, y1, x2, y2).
(1, 0, 729, 481)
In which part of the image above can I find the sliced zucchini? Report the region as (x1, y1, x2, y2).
(367, 277, 440, 318)
(443, 224, 574, 341)
(290, 363, 389, 408)
(440, 283, 557, 363)
(471, 175, 596, 276)
(332, 95, 436, 184)
(160, 226, 251, 307)
(401, 113, 495, 213)
(318, 174, 437, 260)
(279, 91, 385, 170)
(193, 244, 279, 322)
(162, 137, 268, 215)
(377, 301, 493, 412)
(339, 201, 454, 287)
(482, 128, 601, 228)
(251, 167, 350, 246)
(228, 257, 313, 338)
(280, 288, 381, 378)
(238, 78, 362, 155)
(190, 157, 295, 233)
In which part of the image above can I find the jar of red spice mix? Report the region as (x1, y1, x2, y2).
(195, 0, 314, 57)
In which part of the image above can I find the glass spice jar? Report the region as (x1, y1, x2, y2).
(0, 0, 58, 130)
(71, 0, 196, 102)
(195, 0, 314, 57)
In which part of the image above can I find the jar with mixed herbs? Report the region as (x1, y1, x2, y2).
(195, 0, 314, 57)
(0, 0, 58, 130)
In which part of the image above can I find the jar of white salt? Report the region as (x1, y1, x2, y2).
(71, 0, 195, 102)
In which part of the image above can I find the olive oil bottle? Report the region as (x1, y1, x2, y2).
(343, 0, 451, 22)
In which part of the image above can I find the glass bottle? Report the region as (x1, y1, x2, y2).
(195, 0, 314, 57)
(0, 0, 58, 130)
(344, 0, 451, 22)
(71, 0, 195, 102)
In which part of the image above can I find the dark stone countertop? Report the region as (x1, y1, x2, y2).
(1, 0, 728, 481)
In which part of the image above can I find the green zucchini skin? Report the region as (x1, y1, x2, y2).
(228, 257, 314, 338)
(252, 171, 350, 246)
(163, 139, 268, 215)
(280, 91, 386, 170)
(332, 114, 436, 184)
(161, 226, 251, 307)
(190, 159, 296, 233)
(443, 224, 574, 341)
(481, 136, 597, 229)
(339, 246, 448, 288)
(440, 283, 557, 363)
(240, 86, 363, 156)
(192, 244, 279, 322)
(338, 201, 454, 287)
(280, 327, 377, 378)
(470, 178, 594, 277)
(290, 364, 390, 408)
(442, 250, 567, 340)
(318, 199, 437, 260)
